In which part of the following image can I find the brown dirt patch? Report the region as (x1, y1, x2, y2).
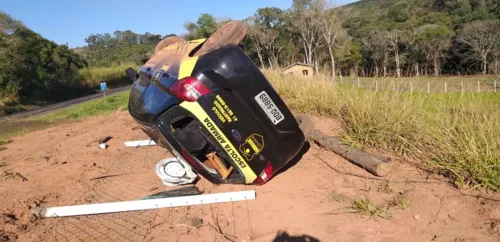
(0, 111, 499, 241)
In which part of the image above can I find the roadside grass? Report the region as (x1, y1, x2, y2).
(1, 65, 134, 116)
(79, 64, 138, 89)
(41, 91, 129, 121)
(0, 91, 129, 150)
(265, 69, 500, 190)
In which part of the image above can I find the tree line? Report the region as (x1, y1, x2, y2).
(0, 13, 86, 102)
(239, 0, 500, 78)
(80, 0, 500, 79)
(80, 31, 178, 67)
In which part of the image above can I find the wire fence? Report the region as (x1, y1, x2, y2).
(38, 129, 253, 242)
(46, 131, 166, 242)
(336, 75, 499, 94)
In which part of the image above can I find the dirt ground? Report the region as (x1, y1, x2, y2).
(1, 111, 499, 242)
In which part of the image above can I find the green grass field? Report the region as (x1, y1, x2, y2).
(1, 70, 500, 190)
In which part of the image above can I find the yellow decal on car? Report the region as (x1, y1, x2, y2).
(178, 56, 199, 79)
(239, 134, 264, 161)
(190, 38, 207, 43)
(180, 101, 257, 183)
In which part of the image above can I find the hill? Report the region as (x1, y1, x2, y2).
(344, 0, 500, 36)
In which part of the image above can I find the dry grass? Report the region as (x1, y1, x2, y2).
(0, 96, 18, 109)
(378, 181, 394, 194)
(265, 69, 500, 190)
(78, 64, 138, 89)
(388, 193, 410, 209)
(347, 196, 392, 219)
(329, 192, 349, 203)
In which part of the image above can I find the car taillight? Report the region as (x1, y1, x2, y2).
(254, 161, 274, 185)
(169, 76, 211, 101)
(179, 149, 204, 171)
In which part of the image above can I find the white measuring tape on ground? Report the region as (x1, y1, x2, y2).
(124, 139, 157, 147)
(32, 190, 256, 218)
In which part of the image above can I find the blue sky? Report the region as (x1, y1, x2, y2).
(1, 0, 358, 48)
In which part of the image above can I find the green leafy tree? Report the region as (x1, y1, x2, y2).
(196, 14, 217, 38)
(416, 24, 454, 76)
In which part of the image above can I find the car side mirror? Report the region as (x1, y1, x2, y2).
(125, 67, 138, 82)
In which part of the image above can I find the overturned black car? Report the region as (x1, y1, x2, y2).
(125, 21, 313, 186)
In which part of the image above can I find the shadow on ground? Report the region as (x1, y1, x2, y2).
(273, 231, 320, 242)
(275, 141, 311, 176)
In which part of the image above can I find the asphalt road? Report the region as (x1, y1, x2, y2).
(0, 85, 131, 120)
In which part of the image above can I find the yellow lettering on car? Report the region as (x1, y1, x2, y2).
(212, 95, 238, 123)
(180, 101, 257, 183)
(212, 106, 226, 123)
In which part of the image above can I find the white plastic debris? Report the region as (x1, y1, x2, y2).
(32, 190, 256, 218)
(155, 157, 197, 186)
(99, 143, 107, 149)
(124, 140, 157, 147)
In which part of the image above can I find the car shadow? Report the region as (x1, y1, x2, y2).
(272, 231, 320, 242)
(275, 141, 311, 176)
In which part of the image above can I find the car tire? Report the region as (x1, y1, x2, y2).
(154, 36, 186, 54)
(295, 113, 314, 140)
(195, 20, 247, 56)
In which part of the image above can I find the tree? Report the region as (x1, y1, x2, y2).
(416, 25, 454, 76)
(247, 8, 288, 68)
(387, 29, 404, 78)
(122, 30, 138, 44)
(341, 40, 362, 76)
(457, 20, 500, 75)
(0, 13, 24, 98)
(246, 18, 266, 68)
(289, 0, 325, 69)
(196, 13, 217, 38)
(360, 30, 389, 77)
(319, 2, 350, 79)
(491, 29, 500, 74)
(183, 13, 218, 40)
(362, 30, 391, 77)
